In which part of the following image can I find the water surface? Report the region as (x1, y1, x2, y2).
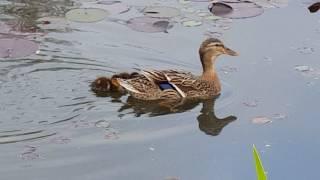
(0, 0, 320, 179)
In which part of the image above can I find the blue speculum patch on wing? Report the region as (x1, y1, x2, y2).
(159, 82, 175, 90)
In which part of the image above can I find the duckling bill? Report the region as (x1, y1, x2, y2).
(91, 38, 238, 100)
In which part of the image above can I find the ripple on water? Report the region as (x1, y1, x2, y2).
(0, 129, 56, 144)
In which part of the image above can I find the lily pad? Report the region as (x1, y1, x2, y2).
(0, 38, 39, 58)
(182, 20, 202, 27)
(66, 8, 108, 23)
(209, 1, 264, 19)
(126, 16, 172, 33)
(143, 6, 180, 18)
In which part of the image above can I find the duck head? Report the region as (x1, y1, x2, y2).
(199, 38, 238, 82)
(199, 38, 238, 61)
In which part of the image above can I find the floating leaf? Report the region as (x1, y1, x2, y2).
(253, 145, 268, 180)
(127, 16, 172, 33)
(143, 6, 180, 18)
(182, 20, 202, 27)
(252, 116, 272, 124)
(209, 1, 264, 19)
(294, 65, 311, 72)
(0, 38, 39, 58)
(66, 8, 108, 23)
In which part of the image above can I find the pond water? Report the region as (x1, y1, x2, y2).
(0, 0, 320, 179)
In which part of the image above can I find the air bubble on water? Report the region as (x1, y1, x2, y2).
(95, 120, 111, 128)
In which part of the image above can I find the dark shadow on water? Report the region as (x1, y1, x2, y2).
(93, 92, 237, 136)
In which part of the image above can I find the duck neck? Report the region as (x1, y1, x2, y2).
(200, 54, 221, 90)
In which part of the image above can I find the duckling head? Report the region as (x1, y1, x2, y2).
(91, 77, 112, 92)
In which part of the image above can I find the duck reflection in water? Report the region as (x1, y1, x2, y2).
(92, 90, 236, 136)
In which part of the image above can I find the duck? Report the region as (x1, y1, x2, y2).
(91, 38, 238, 100)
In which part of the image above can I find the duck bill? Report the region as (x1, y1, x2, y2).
(224, 47, 239, 56)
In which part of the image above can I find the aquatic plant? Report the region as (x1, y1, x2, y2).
(253, 145, 267, 180)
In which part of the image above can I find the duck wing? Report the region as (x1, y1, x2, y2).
(117, 73, 158, 94)
(142, 69, 200, 91)
(118, 69, 201, 99)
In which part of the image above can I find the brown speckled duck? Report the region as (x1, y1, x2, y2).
(91, 38, 238, 100)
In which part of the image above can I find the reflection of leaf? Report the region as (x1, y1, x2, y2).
(253, 145, 268, 180)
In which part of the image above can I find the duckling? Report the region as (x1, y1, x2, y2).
(116, 38, 238, 100)
(91, 72, 138, 92)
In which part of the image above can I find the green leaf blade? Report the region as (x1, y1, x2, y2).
(253, 145, 268, 180)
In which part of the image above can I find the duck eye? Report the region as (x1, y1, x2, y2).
(214, 44, 223, 47)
